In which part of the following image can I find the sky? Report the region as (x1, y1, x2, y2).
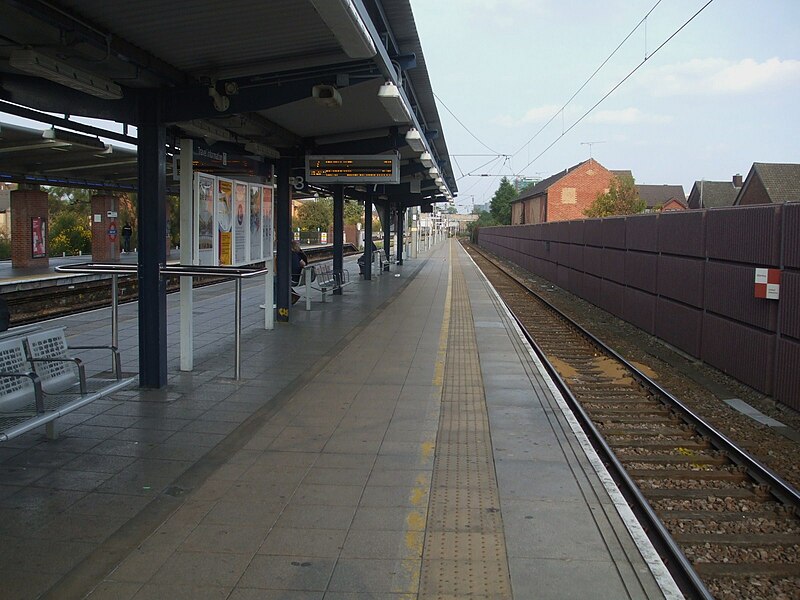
(409, 0, 800, 213)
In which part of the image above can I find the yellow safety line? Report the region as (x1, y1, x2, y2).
(400, 240, 452, 595)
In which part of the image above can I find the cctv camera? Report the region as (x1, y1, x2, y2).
(312, 85, 342, 108)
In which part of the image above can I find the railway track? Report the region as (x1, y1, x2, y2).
(465, 242, 800, 600)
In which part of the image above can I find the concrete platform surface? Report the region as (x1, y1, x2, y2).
(0, 239, 676, 599)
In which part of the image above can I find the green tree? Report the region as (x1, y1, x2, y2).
(295, 197, 333, 231)
(490, 177, 517, 225)
(344, 199, 363, 225)
(47, 186, 92, 220)
(48, 212, 91, 256)
(584, 174, 646, 218)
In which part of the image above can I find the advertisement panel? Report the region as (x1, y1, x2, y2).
(32, 216, 46, 258)
(217, 178, 233, 266)
(262, 185, 274, 261)
(233, 181, 248, 265)
(196, 174, 216, 265)
(249, 184, 263, 261)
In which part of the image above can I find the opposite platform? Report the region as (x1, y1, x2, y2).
(0, 240, 676, 599)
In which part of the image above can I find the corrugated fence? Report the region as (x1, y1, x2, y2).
(477, 204, 800, 410)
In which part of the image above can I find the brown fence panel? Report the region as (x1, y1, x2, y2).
(658, 211, 704, 257)
(602, 248, 626, 284)
(567, 268, 583, 296)
(624, 287, 656, 334)
(657, 255, 704, 308)
(705, 261, 778, 331)
(585, 219, 603, 247)
(655, 298, 703, 357)
(784, 204, 800, 268)
(568, 220, 585, 245)
(584, 246, 603, 278)
(569, 244, 585, 272)
(706, 205, 781, 265)
(780, 271, 800, 341)
(602, 217, 627, 249)
(702, 313, 774, 394)
(583, 273, 602, 306)
(553, 220, 570, 243)
(557, 265, 570, 291)
(625, 251, 658, 293)
(626, 213, 658, 252)
(774, 338, 800, 410)
(600, 279, 625, 319)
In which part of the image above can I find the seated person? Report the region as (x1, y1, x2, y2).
(291, 240, 308, 286)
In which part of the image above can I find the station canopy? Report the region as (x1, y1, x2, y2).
(0, 0, 456, 205)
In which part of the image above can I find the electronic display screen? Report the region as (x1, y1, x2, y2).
(305, 154, 400, 184)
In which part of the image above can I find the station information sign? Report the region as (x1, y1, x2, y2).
(305, 154, 399, 184)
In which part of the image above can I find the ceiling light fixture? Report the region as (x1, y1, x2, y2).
(309, 0, 377, 59)
(419, 151, 433, 168)
(405, 128, 425, 153)
(377, 82, 412, 124)
(10, 49, 123, 100)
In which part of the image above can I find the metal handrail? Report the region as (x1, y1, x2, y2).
(55, 262, 269, 380)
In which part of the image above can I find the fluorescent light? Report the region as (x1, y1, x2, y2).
(377, 82, 412, 124)
(405, 128, 425, 152)
(10, 49, 123, 100)
(309, 0, 377, 59)
(419, 151, 433, 168)
(244, 142, 280, 159)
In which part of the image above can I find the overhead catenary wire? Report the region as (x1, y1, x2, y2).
(518, 0, 715, 175)
(511, 0, 664, 159)
(434, 91, 500, 155)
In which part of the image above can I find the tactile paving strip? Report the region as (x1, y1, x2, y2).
(420, 252, 512, 599)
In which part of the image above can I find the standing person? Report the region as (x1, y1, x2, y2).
(121, 221, 133, 253)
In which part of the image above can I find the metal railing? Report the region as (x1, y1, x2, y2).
(55, 262, 269, 380)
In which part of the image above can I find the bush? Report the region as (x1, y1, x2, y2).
(0, 237, 10, 260)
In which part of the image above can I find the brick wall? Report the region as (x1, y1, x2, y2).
(90, 194, 120, 262)
(546, 159, 614, 222)
(10, 187, 49, 268)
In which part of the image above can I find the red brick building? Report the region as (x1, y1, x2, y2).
(510, 159, 621, 224)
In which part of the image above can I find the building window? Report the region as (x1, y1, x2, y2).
(561, 187, 577, 204)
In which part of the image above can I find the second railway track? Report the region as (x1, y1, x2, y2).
(465, 242, 800, 600)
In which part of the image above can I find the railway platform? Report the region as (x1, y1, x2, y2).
(0, 239, 677, 599)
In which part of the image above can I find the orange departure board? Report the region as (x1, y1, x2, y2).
(305, 154, 399, 184)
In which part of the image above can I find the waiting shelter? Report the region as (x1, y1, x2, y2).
(0, 0, 458, 388)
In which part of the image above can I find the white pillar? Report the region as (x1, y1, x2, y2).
(179, 138, 194, 372)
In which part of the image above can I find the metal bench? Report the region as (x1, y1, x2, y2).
(295, 262, 353, 310)
(0, 327, 136, 441)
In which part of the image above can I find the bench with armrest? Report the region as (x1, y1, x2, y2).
(0, 327, 136, 441)
(295, 262, 354, 309)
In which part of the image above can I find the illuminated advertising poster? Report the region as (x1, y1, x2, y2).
(196, 173, 216, 265)
(217, 178, 233, 266)
(32, 217, 46, 258)
(233, 181, 247, 265)
(262, 185, 274, 261)
(249, 184, 263, 261)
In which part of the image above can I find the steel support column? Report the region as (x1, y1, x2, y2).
(364, 196, 373, 280)
(136, 91, 167, 388)
(383, 204, 392, 263)
(333, 186, 344, 295)
(396, 206, 404, 265)
(276, 158, 292, 322)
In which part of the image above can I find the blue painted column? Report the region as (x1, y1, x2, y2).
(136, 91, 167, 388)
(276, 158, 292, 322)
(333, 186, 344, 295)
(363, 196, 373, 280)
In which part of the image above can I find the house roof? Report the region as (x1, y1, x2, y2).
(513, 160, 590, 203)
(636, 184, 686, 209)
(688, 181, 740, 208)
(743, 162, 800, 204)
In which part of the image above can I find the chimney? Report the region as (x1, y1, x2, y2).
(733, 174, 743, 187)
